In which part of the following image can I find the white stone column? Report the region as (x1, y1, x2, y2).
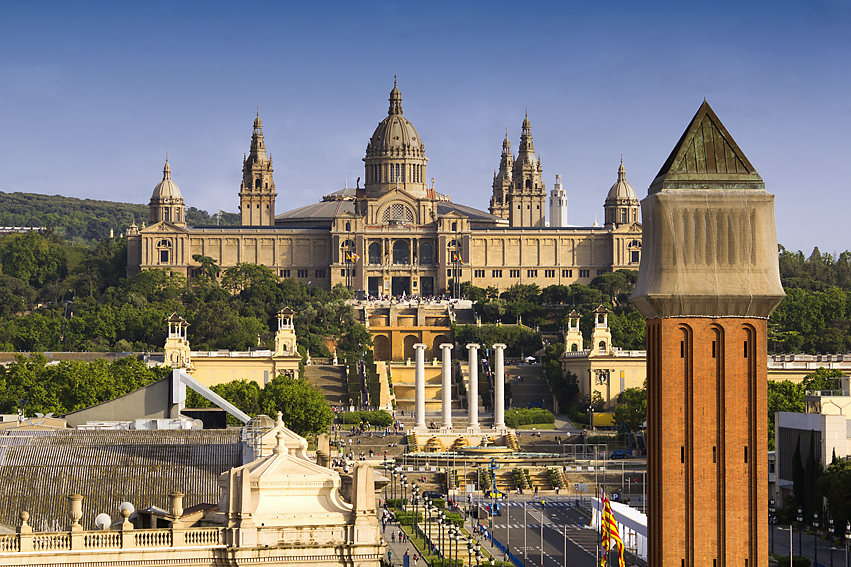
(414, 343, 427, 430)
(493, 343, 507, 429)
(467, 343, 480, 430)
(440, 343, 454, 428)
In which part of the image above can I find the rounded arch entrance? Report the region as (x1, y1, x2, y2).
(373, 335, 391, 361)
(432, 334, 451, 355)
(403, 335, 418, 361)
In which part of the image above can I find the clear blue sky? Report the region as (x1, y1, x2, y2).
(1, 1, 847, 254)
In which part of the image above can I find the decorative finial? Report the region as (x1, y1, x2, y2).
(257, 106, 259, 118)
(276, 411, 283, 427)
(394, 75, 397, 88)
(273, 430, 287, 455)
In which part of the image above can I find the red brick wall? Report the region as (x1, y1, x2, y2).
(646, 318, 767, 567)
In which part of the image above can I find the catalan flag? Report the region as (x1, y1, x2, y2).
(600, 492, 625, 567)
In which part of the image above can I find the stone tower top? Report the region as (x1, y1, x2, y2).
(631, 100, 785, 319)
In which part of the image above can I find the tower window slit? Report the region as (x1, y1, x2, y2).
(680, 340, 684, 358)
(712, 341, 716, 358)
(681, 446, 685, 463)
(712, 446, 716, 463)
(744, 446, 748, 463)
(744, 340, 748, 358)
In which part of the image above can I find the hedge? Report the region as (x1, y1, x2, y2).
(341, 410, 393, 426)
(505, 408, 555, 428)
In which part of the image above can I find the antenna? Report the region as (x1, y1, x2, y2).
(94, 513, 112, 530)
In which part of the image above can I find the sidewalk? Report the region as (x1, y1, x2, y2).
(384, 521, 422, 566)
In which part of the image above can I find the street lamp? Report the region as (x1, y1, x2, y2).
(829, 517, 835, 567)
(845, 521, 850, 567)
(815, 512, 820, 567)
(467, 540, 474, 566)
(769, 499, 776, 555)
(392, 472, 398, 503)
(798, 507, 804, 558)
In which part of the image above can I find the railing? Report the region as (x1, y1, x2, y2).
(0, 528, 224, 554)
(805, 389, 847, 397)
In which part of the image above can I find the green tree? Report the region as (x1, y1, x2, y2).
(767, 380, 805, 450)
(613, 386, 647, 432)
(260, 375, 331, 435)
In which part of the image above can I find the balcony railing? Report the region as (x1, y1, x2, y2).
(0, 527, 224, 555)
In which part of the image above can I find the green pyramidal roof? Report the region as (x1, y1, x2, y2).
(649, 100, 764, 195)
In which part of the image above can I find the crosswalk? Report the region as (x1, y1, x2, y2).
(498, 501, 586, 508)
(494, 523, 590, 530)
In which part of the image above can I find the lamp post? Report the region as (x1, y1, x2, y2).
(437, 513, 445, 564)
(424, 499, 431, 544)
(402, 480, 409, 508)
(798, 507, 804, 559)
(845, 521, 850, 567)
(467, 541, 474, 566)
(815, 512, 820, 567)
(829, 517, 835, 567)
(454, 529, 460, 567)
(412, 485, 420, 536)
(769, 499, 776, 556)
(392, 472, 398, 503)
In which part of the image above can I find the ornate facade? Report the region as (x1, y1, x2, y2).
(127, 85, 642, 294)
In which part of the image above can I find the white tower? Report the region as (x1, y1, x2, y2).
(549, 174, 568, 227)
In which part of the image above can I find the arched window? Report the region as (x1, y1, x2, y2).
(345, 221, 351, 232)
(419, 242, 433, 265)
(526, 179, 531, 189)
(571, 343, 578, 352)
(598, 341, 606, 353)
(382, 203, 414, 225)
(368, 242, 382, 265)
(392, 241, 410, 265)
(255, 178, 261, 189)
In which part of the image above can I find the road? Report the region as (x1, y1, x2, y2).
(475, 498, 646, 567)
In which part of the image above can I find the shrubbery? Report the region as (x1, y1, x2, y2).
(505, 408, 555, 428)
(341, 409, 393, 427)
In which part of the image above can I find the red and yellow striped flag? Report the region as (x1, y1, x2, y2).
(600, 493, 625, 567)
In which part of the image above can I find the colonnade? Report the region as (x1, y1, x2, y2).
(412, 342, 507, 432)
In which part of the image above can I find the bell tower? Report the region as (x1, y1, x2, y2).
(488, 131, 513, 220)
(631, 101, 785, 567)
(508, 113, 546, 227)
(239, 112, 276, 226)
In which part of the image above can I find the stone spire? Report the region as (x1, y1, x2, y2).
(388, 76, 403, 115)
(248, 111, 269, 164)
(240, 111, 276, 226)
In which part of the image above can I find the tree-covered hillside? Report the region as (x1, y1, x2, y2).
(0, 231, 370, 359)
(0, 191, 239, 243)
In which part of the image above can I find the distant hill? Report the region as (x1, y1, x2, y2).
(0, 192, 240, 243)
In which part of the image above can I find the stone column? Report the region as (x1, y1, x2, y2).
(440, 343, 454, 428)
(467, 343, 480, 430)
(493, 343, 507, 429)
(414, 343, 427, 430)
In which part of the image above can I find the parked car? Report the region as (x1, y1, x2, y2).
(422, 491, 445, 500)
(610, 449, 632, 459)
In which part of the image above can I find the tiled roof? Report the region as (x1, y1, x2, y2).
(0, 429, 241, 532)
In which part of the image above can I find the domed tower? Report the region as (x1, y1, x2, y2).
(149, 158, 185, 225)
(488, 131, 513, 220)
(239, 112, 277, 226)
(363, 80, 428, 200)
(604, 159, 640, 226)
(509, 113, 546, 227)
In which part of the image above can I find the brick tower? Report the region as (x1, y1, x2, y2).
(631, 101, 785, 567)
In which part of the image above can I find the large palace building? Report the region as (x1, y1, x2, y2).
(127, 84, 642, 295)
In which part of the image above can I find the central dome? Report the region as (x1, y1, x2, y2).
(152, 159, 182, 200)
(367, 83, 424, 156)
(606, 160, 637, 202)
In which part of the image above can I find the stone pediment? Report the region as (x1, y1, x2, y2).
(141, 221, 190, 234)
